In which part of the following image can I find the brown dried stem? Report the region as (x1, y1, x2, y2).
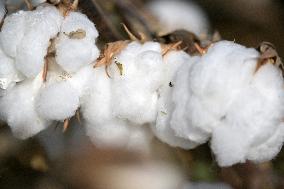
(24, 0, 33, 10)
(94, 41, 129, 77)
(63, 118, 70, 132)
(255, 41, 282, 73)
(161, 41, 182, 56)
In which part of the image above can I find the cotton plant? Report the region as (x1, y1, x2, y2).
(167, 41, 284, 166)
(0, 1, 284, 167)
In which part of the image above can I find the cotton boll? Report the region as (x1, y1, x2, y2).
(170, 57, 211, 144)
(15, 5, 63, 77)
(211, 123, 249, 166)
(140, 41, 162, 54)
(36, 81, 80, 121)
(81, 67, 128, 147)
(110, 42, 164, 125)
(69, 64, 96, 97)
(231, 64, 284, 163)
(247, 123, 284, 162)
(0, 48, 23, 90)
(60, 12, 99, 41)
(81, 67, 151, 149)
(112, 86, 158, 125)
(153, 51, 199, 149)
(179, 40, 284, 166)
(55, 36, 100, 73)
(55, 11, 99, 73)
(148, 0, 209, 36)
(0, 77, 50, 139)
(188, 41, 259, 121)
(135, 50, 165, 91)
(81, 67, 112, 125)
(171, 41, 260, 144)
(212, 63, 284, 166)
(0, 10, 26, 57)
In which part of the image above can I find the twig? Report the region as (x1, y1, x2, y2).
(63, 118, 69, 132)
(24, 0, 33, 10)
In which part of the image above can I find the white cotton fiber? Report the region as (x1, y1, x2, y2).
(148, 0, 209, 36)
(15, 5, 63, 77)
(0, 10, 26, 57)
(81, 67, 112, 125)
(55, 36, 99, 73)
(80, 67, 131, 148)
(0, 48, 23, 90)
(69, 64, 96, 97)
(81, 67, 122, 146)
(170, 40, 284, 166)
(170, 57, 211, 144)
(152, 51, 199, 149)
(60, 12, 99, 41)
(81, 66, 153, 151)
(56, 12, 100, 73)
(0, 76, 50, 139)
(211, 63, 284, 166)
(110, 41, 164, 125)
(36, 81, 80, 121)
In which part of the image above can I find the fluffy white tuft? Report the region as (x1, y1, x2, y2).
(148, 0, 209, 36)
(0, 76, 50, 139)
(36, 81, 80, 121)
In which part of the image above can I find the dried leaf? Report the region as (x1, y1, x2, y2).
(58, 0, 79, 17)
(65, 29, 86, 39)
(95, 40, 128, 66)
(160, 111, 167, 115)
(42, 38, 57, 82)
(42, 59, 49, 82)
(122, 23, 139, 41)
(255, 42, 283, 73)
(76, 109, 81, 124)
(115, 61, 123, 76)
(156, 30, 200, 55)
(24, 0, 33, 10)
(63, 118, 69, 132)
(161, 41, 182, 56)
